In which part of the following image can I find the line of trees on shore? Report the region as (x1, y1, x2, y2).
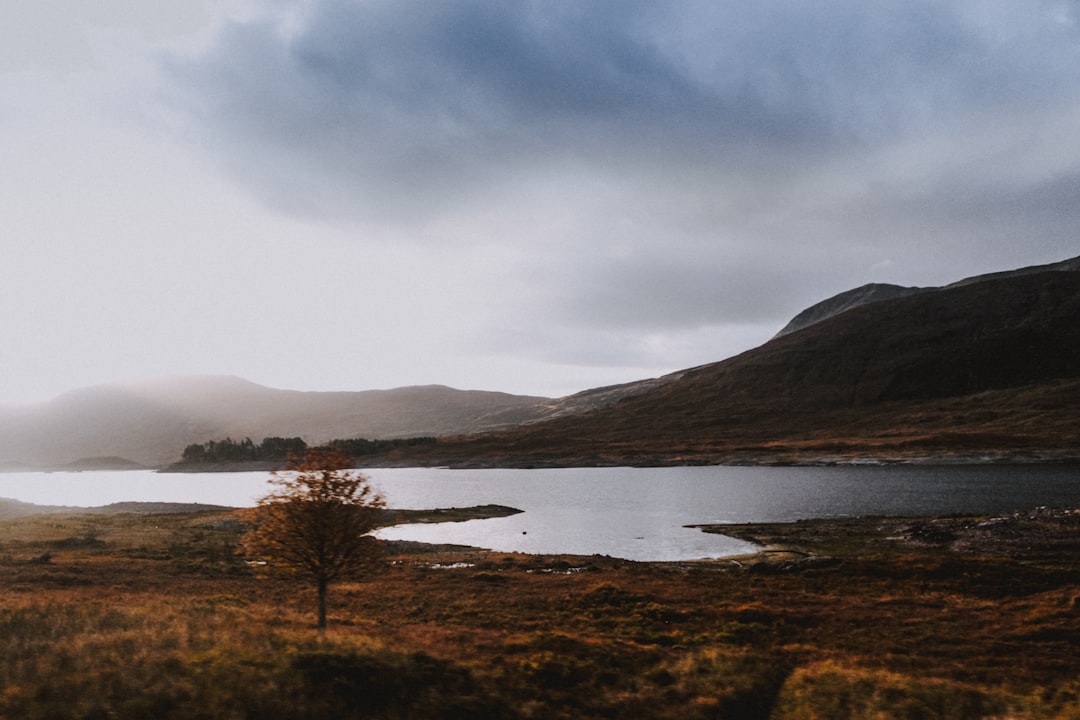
(176, 435, 437, 466)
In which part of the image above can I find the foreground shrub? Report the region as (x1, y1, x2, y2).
(0, 599, 516, 720)
(291, 649, 513, 719)
(772, 661, 1023, 720)
(668, 648, 793, 720)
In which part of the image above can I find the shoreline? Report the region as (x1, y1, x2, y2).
(688, 505, 1080, 569)
(6, 448, 1079, 474)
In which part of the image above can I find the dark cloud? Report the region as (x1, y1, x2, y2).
(158, 0, 1080, 348)
(164, 1, 1080, 220)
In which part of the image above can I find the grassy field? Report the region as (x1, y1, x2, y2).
(0, 505, 1076, 719)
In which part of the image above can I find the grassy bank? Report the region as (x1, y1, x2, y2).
(0, 507, 1076, 719)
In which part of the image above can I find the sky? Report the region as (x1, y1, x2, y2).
(2, 0, 1078, 406)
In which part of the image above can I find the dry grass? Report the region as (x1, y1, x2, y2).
(0, 508, 1077, 718)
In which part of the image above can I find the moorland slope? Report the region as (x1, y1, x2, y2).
(381, 265, 1080, 466)
(3, 256, 1077, 469)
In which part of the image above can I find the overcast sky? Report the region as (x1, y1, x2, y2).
(2, 0, 1078, 405)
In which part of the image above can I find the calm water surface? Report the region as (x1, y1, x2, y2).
(0, 465, 1076, 561)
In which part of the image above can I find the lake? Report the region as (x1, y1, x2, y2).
(0, 465, 1076, 561)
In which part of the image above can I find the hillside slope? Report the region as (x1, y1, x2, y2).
(389, 268, 1080, 466)
(4, 257, 1078, 469)
(774, 255, 1080, 337)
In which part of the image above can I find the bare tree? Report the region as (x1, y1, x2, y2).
(242, 447, 385, 630)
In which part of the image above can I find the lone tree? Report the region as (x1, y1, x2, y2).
(242, 447, 386, 630)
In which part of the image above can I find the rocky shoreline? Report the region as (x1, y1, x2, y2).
(691, 505, 1080, 569)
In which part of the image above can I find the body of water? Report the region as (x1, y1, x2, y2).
(0, 465, 1076, 561)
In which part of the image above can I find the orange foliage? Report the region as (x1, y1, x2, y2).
(241, 447, 385, 628)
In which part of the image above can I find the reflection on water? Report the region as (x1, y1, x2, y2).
(375, 508, 761, 561)
(0, 465, 1076, 561)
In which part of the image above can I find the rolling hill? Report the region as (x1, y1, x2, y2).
(3, 255, 1077, 469)
(774, 254, 1080, 337)
(0, 378, 553, 469)
(381, 260, 1080, 466)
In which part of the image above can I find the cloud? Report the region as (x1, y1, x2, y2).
(161, 1, 1080, 221)
(152, 0, 1080, 373)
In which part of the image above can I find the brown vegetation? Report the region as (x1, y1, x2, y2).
(242, 448, 385, 630)
(0, 505, 1077, 718)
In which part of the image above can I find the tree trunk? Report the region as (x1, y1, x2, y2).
(317, 576, 328, 631)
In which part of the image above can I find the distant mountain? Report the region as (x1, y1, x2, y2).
(386, 258, 1080, 466)
(774, 283, 924, 337)
(0, 498, 231, 519)
(0, 377, 553, 468)
(775, 255, 1080, 337)
(4, 256, 1078, 469)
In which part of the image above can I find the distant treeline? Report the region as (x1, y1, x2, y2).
(177, 436, 437, 466)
